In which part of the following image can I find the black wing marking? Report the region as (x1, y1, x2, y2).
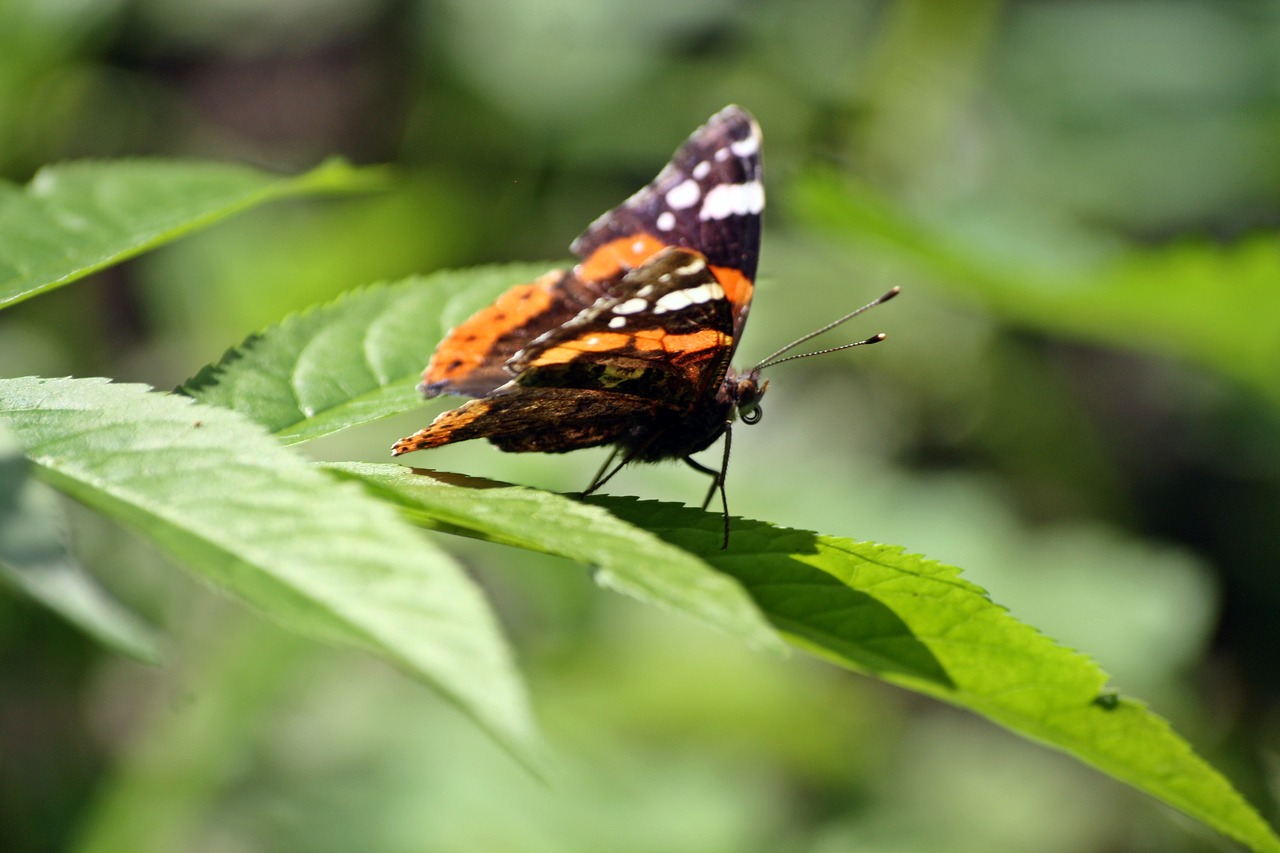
(570, 105, 763, 334)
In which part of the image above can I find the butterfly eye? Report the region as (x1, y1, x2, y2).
(741, 405, 763, 425)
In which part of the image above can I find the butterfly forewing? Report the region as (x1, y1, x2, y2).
(570, 105, 762, 341)
(509, 247, 736, 406)
(418, 108, 761, 400)
(419, 269, 605, 398)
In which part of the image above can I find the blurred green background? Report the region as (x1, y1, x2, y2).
(2, 0, 1279, 850)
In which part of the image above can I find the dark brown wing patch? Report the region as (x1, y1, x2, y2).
(391, 386, 669, 456)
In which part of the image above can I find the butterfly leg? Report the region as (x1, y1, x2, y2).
(581, 436, 658, 497)
(684, 422, 734, 548)
(584, 446, 623, 494)
(683, 456, 721, 508)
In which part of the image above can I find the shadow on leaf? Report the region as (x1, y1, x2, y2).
(586, 495, 955, 690)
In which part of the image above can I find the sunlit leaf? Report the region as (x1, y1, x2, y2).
(171, 231, 1278, 848)
(330, 462, 784, 654)
(0, 377, 537, 764)
(182, 267, 785, 651)
(182, 264, 550, 444)
(0, 158, 384, 310)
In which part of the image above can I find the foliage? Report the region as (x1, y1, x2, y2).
(4, 4, 1280, 850)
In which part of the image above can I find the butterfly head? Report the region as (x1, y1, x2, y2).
(723, 368, 769, 426)
(726, 287, 900, 430)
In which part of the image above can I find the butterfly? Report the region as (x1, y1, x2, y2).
(393, 105, 896, 546)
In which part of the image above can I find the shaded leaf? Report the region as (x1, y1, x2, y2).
(791, 171, 1280, 404)
(0, 422, 160, 662)
(0, 377, 537, 764)
(350, 463, 1278, 852)
(594, 496, 1280, 853)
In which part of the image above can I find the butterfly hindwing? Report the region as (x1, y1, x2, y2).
(389, 386, 668, 456)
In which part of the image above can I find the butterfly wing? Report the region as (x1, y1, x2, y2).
(418, 105, 762, 400)
(570, 104, 763, 343)
(391, 386, 667, 456)
(393, 247, 737, 458)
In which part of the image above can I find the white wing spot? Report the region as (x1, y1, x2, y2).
(700, 180, 765, 221)
(653, 282, 725, 313)
(653, 290, 691, 313)
(665, 179, 701, 210)
(612, 297, 649, 315)
(631, 239, 646, 254)
(692, 160, 712, 180)
(656, 211, 676, 231)
(714, 148, 730, 162)
(730, 134, 759, 157)
(673, 257, 707, 276)
(608, 316, 626, 329)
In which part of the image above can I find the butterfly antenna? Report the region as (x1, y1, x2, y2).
(752, 287, 899, 371)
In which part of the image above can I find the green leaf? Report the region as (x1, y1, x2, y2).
(791, 171, 1280, 404)
(591, 496, 1280, 853)
(0, 377, 537, 764)
(182, 264, 551, 444)
(0, 158, 385, 310)
(0, 422, 160, 662)
(328, 462, 785, 654)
